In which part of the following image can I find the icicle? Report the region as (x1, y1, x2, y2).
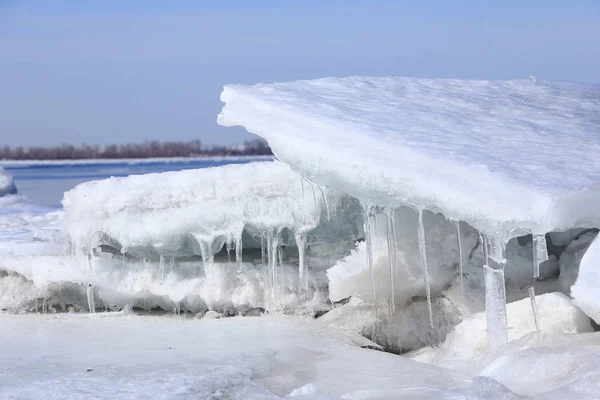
(484, 265, 508, 351)
(277, 245, 283, 283)
(261, 231, 267, 270)
(385, 208, 396, 314)
(235, 234, 243, 272)
(159, 255, 165, 280)
(301, 177, 305, 197)
(199, 240, 215, 283)
(317, 186, 331, 221)
(387, 206, 399, 275)
(363, 205, 376, 304)
(266, 230, 272, 277)
(226, 239, 233, 265)
(167, 257, 174, 276)
(308, 180, 317, 209)
(489, 235, 505, 265)
(453, 220, 464, 305)
(70, 243, 76, 264)
(528, 286, 541, 332)
(35, 298, 39, 314)
(295, 232, 307, 289)
(269, 230, 281, 302)
(87, 284, 96, 313)
(372, 207, 379, 234)
(42, 298, 47, 314)
(87, 248, 94, 272)
(174, 302, 181, 317)
(480, 232, 489, 266)
(532, 234, 548, 279)
(417, 208, 433, 329)
(266, 230, 274, 301)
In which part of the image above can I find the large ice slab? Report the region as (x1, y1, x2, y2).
(219, 76, 600, 238)
(41, 161, 361, 312)
(63, 161, 352, 256)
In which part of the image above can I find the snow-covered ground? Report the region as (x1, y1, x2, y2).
(2, 312, 600, 399)
(0, 313, 467, 399)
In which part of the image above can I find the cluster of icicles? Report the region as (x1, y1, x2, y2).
(362, 204, 548, 351)
(79, 226, 312, 314)
(198, 228, 311, 310)
(76, 176, 333, 314)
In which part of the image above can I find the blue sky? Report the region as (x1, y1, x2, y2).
(1, 1, 599, 147)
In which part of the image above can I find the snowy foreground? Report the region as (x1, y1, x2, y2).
(2, 313, 600, 399)
(2, 76, 600, 398)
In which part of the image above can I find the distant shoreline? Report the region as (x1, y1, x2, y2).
(0, 155, 275, 168)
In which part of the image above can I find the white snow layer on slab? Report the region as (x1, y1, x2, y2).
(218, 76, 600, 238)
(0, 167, 17, 197)
(63, 161, 346, 255)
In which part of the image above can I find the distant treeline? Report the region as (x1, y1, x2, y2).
(0, 139, 272, 160)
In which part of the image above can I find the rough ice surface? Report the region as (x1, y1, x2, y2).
(219, 76, 600, 238)
(0, 167, 17, 197)
(2, 312, 600, 399)
(63, 161, 351, 255)
(0, 314, 470, 399)
(2, 161, 363, 314)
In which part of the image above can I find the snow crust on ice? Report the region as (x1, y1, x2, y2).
(219, 76, 600, 238)
(0, 314, 470, 399)
(0, 167, 17, 197)
(2, 312, 599, 399)
(63, 161, 350, 255)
